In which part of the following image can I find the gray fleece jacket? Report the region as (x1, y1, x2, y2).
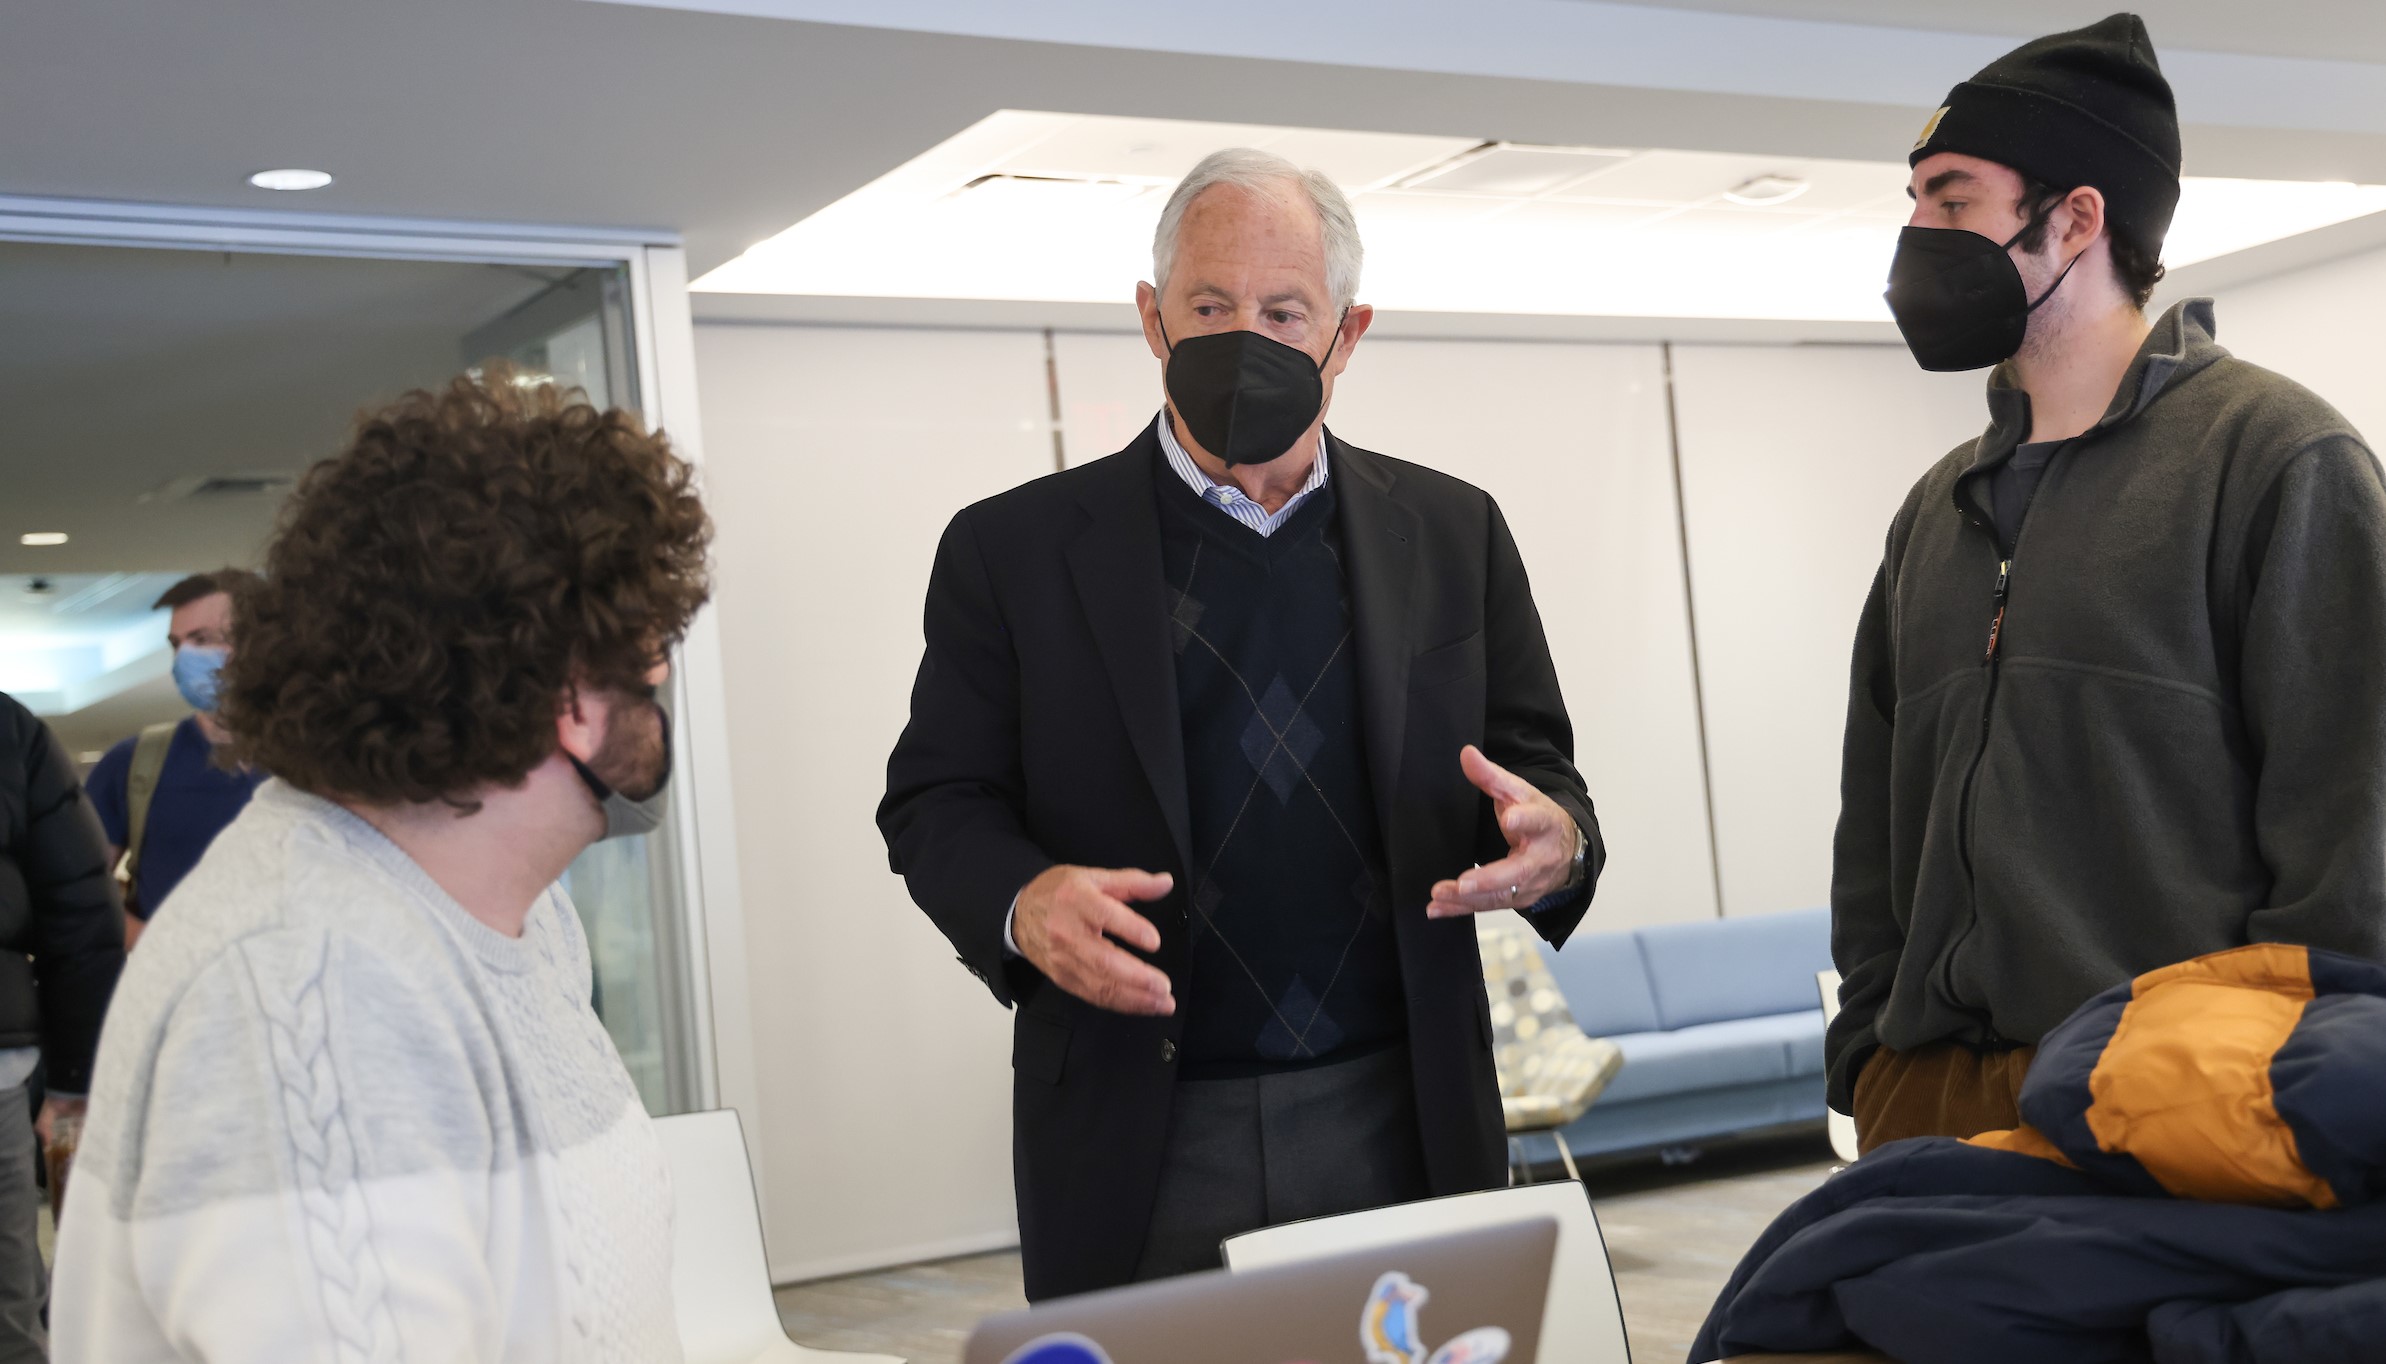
(1826, 299, 2386, 1111)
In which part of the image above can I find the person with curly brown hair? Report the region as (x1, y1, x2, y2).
(48, 369, 712, 1364)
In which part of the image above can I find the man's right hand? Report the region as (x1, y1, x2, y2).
(1013, 865, 1176, 1015)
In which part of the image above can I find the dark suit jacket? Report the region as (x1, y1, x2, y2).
(877, 422, 1603, 1300)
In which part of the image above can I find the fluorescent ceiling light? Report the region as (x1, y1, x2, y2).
(695, 111, 2386, 322)
(19, 533, 67, 546)
(248, 168, 335, 191)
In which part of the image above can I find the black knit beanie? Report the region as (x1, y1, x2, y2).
(1911, 13, 2182, 257)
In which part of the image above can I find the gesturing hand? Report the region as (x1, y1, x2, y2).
(1014, 865, 1177, 1015)
(1427, 744, 1579, 918)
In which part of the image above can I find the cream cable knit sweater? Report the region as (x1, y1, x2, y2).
(51, 781, 683, 1363)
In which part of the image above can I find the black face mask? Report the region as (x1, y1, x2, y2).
(1885, 217, 2086, 372)
(1160, 312, 1347, 466)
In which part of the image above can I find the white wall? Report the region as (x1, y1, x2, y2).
(1669, 345, 1982, 918)
(693, 323, 1053, 1282)
(2202, 244, 2386, 444)
(1050, 332, 1717, 925)
(1327, 339, 1718, 926)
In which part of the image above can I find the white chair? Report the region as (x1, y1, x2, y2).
(1815, 970, 1860, 1164)
(1221, 1183, 1632, 1364)
(653, 1109, 906, 1364)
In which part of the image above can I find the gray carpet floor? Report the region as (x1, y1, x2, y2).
(774, 1133, 1837, 1364)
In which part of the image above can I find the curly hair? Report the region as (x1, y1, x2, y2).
(219, 368, 712, 806)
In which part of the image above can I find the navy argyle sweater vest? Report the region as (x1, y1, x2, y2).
(1156, 460, 1402, 1076)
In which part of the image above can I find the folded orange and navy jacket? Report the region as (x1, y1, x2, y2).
(1692, 944, 2386, 1364)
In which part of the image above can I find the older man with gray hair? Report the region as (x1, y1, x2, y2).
(880, 148, 1604, 1298)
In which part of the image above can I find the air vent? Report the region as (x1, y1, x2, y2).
(140, 471, 299, 504)
(951, 173, 1159, 205)
(1394, 142, 1635, 197)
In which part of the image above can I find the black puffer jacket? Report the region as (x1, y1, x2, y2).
(0, 692, 125, 1092)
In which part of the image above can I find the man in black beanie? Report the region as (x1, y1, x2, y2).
(1829, 13, 2386, 1151)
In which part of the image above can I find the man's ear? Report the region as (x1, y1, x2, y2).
(1325, 304, 1375, 382)
(555, 685, 599, 765)
(1136, 281, 1169, 362)
(2060, 185, 2108, 253)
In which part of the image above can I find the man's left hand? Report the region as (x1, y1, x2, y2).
(1427, 745, 1578, 918)
(36, 1095, 84, 1147)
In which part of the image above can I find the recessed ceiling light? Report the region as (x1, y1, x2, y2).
(247, 168, 334, 192)
(1724, 174, 1810, 206)
(19, 533, 68, 547)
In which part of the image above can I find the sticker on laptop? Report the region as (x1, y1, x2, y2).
(1361, 1272, 1511, 1364)
(1425, 1328, 1514, 1364)
(1000, 1333, 1113, 1364)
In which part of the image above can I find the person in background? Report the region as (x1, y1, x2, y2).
(50, 370, 711, 1363)
(84, 570, 267, 941)
(1829, 13, 2386, 1151)
(0, 692, 127, 1363)
(880, 148, 1602, 1300)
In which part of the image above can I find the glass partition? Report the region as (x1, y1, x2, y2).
(469, 262, 697, 1114)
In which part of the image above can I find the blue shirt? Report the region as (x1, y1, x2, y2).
(1156, 411, 1331, 537)
(85, 716, 266, 919)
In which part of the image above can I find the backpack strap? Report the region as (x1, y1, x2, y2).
(120, 720, 179, 897)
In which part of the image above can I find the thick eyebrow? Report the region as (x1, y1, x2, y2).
(1910, 168, 1978, 201)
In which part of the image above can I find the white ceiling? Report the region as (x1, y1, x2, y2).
(8, 0, 2386, 289)
(697, 109, 2386, 319)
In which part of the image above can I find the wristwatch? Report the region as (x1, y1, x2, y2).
(1558, 820, 1589, 893)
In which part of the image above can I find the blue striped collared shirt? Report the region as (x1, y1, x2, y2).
(1156, 412, 1330, 537)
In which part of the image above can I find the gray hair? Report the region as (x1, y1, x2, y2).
(1152, 148, 1364, 309)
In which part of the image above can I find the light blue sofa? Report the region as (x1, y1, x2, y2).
(1537, 907, 1833, 1164)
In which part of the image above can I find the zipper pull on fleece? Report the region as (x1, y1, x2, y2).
(1983, 559, 2012, 665)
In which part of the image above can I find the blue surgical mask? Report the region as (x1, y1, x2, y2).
(172, 645, 229, 713)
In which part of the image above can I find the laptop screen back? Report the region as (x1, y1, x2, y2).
(964, 1217, 1557, 1364)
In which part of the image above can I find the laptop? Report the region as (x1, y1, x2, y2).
(963, 1217, 1558, 1364)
